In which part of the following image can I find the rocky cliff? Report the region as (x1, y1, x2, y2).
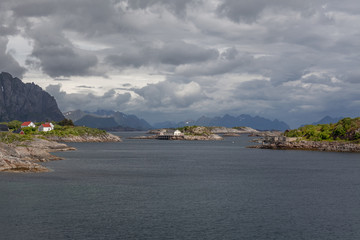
(0, 72, 64, 122)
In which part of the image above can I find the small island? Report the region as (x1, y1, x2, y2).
(251, 117, 360, 152)
(130, 126, 258, 141)
(0, 119, 121, 173)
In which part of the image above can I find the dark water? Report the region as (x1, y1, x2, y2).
(1, 132, 360, 240)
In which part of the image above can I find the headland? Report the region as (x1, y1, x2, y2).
(0, 122, 121, 173)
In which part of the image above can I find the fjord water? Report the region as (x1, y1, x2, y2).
(1, 133, 360, 240)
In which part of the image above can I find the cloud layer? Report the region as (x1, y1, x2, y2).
(1, 0, 360, 127)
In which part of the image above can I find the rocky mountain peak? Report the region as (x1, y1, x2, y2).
(0, 72, 64, 122)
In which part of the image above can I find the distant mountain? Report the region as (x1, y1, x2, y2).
(308, 116, 344, 126)
(154, 114, 290, 131)
(64, 109, 86, 122)
(65, 109, 152, 130)
(152, 121, 179, 129)
(74, 115, 119, 129)
(0, 72, 64, 122)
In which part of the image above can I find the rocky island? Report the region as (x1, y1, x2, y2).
(132, 126, 226, 140)
(135, 126, 261, 140)
(250, 117, 360, 153)
(0, 122, 121, 173)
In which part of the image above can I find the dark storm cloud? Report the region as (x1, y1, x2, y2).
(176, 49, 255, 77)
(26, 25, 99, 78)
(343, 71, 360, 84)
(124, 0, 199, 17)
(0, 37, 26, 78)
(12, 1, 55, 17)
(0, 1, 25, 77)
(46, 84, 131, 112)
(0, 0, 20, 35)
(105, 41, 219, 68)
(216, 0, 317, 23)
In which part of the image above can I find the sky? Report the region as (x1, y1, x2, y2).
(1, 0, 360, 127)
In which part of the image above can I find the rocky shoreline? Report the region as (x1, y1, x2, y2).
(0, 138, 76, 173)
(46, 132, 121, 142)
(129, 134, 223, 141)
(148, 126, 258, 135)
(250, 136, 360, 152)
(0, 133, 121, 173)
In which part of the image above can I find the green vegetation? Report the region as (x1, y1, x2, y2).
(285, 117, 360, 142)
(5, 120, 22, 130)
(232, 126, 246, 130)
(0, 119, 107, 143)
(38, 125, 106, 137)
(0, 132, 33, 143)
(58, 118, 75, 126)
(177, 126, 211, 136)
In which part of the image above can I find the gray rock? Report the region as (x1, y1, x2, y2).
(0, 139, 76, 172)
(0, 72, 64, 122)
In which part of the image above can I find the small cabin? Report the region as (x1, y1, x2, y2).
(157, 129, 184, 139)
(38, 123, 54, 132)
(159, 129, 183, 136)
(174, 130, 183, 136)
(21, 121, 36, 128)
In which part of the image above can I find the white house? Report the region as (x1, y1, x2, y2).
(38, 122, 54, 132)
(21, 121, 36, 128)
(174, 130, 183, 136)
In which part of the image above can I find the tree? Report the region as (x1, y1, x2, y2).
(58, 118, 74, 126)
(7, 120, 22, 130)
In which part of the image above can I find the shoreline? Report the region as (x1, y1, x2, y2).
(0, 133, 122, 173)
(129, 134, 223, 141)
(249, 136, 360, 153)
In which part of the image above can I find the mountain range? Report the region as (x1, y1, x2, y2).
(0, 71, 338, 132)
(311, 116, 345, 125)
(0, 72, 64, 122)
(64, 109, 152, 130)
(301, 116, 344, 127)
(154, 114, 290, 131)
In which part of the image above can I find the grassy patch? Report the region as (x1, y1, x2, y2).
(37, 126, 107, 137)
(177, 126, 211, 136)
(0, 120, 107, 143)
(285, 117, 360, 142)
(0, 132, 33, 144)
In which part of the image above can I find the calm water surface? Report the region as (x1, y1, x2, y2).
(1, 132, 360, 239)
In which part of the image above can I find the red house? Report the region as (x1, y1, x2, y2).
(38, 122, 54, 132)
(21, 121, 36, 128)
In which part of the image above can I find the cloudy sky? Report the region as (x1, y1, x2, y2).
(1, 0, 360, 127)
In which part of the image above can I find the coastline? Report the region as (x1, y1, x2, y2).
(129, 134, 223, 141)
(249, 136, 360, 153)
(0, 133, 122, 173)
(45, 132, 122, 142)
